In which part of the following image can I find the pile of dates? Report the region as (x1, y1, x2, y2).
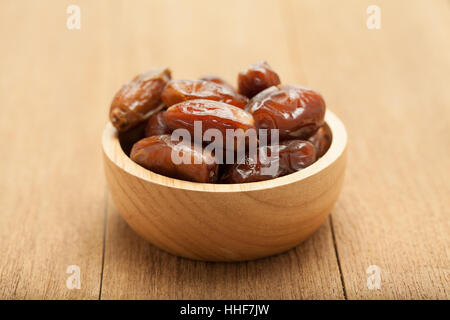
(109, 62, 331, 184)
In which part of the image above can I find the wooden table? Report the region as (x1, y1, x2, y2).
(1, 0, 449, 300)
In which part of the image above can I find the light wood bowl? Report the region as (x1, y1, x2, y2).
(102, 110, 347, 262)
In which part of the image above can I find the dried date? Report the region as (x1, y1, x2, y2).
(246, 85, 326, 140)
(221, 140, 316, 183)
(130, 135, 219, 183)
(308, 126, 332, 158)
(145, 111, 171, 137)
(238, 61, 281, 98)
(162, 79, 248, 109)
(200, 75, 235, 91)
(110, 68, 171, 132)
(165, 99, 255, 148)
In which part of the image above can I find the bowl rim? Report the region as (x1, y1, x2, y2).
(102, 109, 347, 193)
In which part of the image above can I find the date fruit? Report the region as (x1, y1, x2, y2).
(200, 75, 235, 91)
(109, 62, 331, 184)
(130, 135, 219, 183)
(161, 79, 248, 109)
(145, 111, 171, 137)
(246, 85, 326, 140)
(308, 126, 332, 158)
(220, 157, 281, 184)
(221, 140, 316, 183)
(110, 68, 171, 132)
(238, 61, 281, 98)
(278, 140, 317, 172)
(165, 99, 255, 147)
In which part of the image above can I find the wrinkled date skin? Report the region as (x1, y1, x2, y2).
(308, 126, 332, 158)
(165, 99, 255, 148)
(238, 61, 281, 98)
(145, 111, 171, 137)
(111, 62, 331, 184)
(220, 157, 282, 184)
(130, 135, 219, 183)
(278, 140, 317, 172)
(222, 140, 316, 183)
(110, 68, 171, 132)
(246, 85, 326, 141)
(200, 75, 235, 92)
(161, 79, 248, 109)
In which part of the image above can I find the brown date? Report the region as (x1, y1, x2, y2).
(238, 61, 281, 98)
(221, 140, 316, 184)
(200, 75, 235, 91)
(278, 140, 317, 172)
(161, 79, 248, 109)
(110, 68, 171, 132)
(165, 99, 255, 148)
(308, 126, 332, 158)
(246, 85, 326, 141)
(145, 111, 171, 137)
(130, 135, 219, 183)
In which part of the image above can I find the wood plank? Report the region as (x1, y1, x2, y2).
(103, 199, 343, 299)
(284, 0, 450, 299)
(3, 0, 448, 300)
(0, 0, 108, 299)
(100, 0, 344, 299)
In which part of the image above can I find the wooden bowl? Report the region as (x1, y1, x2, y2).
(102, 110, 347, 261)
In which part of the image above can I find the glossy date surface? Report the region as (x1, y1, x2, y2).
(130, 134, 219, 183)
(308, 126, 332, 158)
(162, 79, 248, 109)
(145, 111, 171, 137)
(165, 99, 255, 146)
(200, 75, 235, 91)
(110, 68, 171, 132)
(221, 140, 317, 183)
(238, 61, 281, 98)
(246, 85, 326, 140)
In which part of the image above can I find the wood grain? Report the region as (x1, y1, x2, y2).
(102, 199, 344, 299)
(100, 0, 345, 298)
(0, 0, 109, 299)
(284, 0, 450, 299)
(0, 0, 449, 299)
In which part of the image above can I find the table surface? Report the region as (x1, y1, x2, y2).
(0, 0, 449, 299)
